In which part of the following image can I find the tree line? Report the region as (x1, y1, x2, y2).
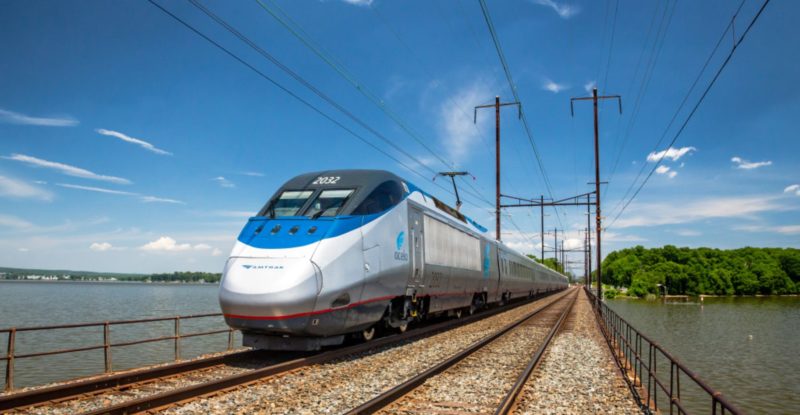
(602, 246, 800, 296)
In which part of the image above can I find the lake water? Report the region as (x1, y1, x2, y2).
(0, 281, 239, 389)
(608, 296, 800, 414)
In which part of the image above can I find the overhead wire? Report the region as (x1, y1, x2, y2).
(145, 0, 486, 210)
(609, 0, 771, 228)
(477, 0, 564, 230)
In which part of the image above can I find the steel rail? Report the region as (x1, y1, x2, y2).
(76, 290, 566, 415)
(0, 349, 259, 411)
(493, 289, 579, 415)
(344, 288, 577, 415)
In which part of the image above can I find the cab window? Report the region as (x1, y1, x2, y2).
(352, 180, 404, 215)
(267, 190, 313, 217)
(305, 189, 355, 218)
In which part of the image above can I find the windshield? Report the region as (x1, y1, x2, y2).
(305, 189, 355, 218)
(269, 190, 313, 217)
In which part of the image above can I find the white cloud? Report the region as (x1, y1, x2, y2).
(239, 171, 264, 177)
(140, 196, 184, 204)
(213, 176, 235, 188)
(212, 248, 223, 256)
(675, 229, 701, 237)
(654, 165, 677, 179)
(140, 236, 213, 252)
(646, 146, 696, 163)
(532, 0, 580, 19)
(5, 154, 131, 184)
(0, 108, 78, 127)
(18, 247, 29, 252)
(613, 196, 791, 229)
(0, 214, 33, 229)
(58, 183, 183, 204)
(584, 80, 596, 93)
(784, 184, 800, 196)
(0, 175, 53, 201)
(96, 129, 172, 156)
(90, 242, 113, 251)
(542, 79, 568, 93)
(341, 0, 372, 6)
(731, 156, 772, 170)
(735, 224, 800, 235)
(57, 183, 137, 196)
(439, 81, 492, 165)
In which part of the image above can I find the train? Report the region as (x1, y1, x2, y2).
(219, 170, 569, 351)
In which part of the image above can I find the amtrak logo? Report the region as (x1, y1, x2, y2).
(242, 264, 284, 270)
(394, 231, 408, 261)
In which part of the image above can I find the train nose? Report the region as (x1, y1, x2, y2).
(219, 257, 322, 334)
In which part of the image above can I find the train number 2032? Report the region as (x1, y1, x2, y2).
(312, 176, 341, 185)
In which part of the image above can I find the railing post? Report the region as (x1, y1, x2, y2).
(227, 328, 234, 351)
(4, 328, 15, 391)
(103, 322, 112, 373)
(174, 317, 181, 361)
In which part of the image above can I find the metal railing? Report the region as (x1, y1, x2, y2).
(1, 313, 236, 392)
(585, 287, 742, 414)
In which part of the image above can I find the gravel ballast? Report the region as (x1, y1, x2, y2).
(514, 289, 641, 415)
(165, 292, 569, 415)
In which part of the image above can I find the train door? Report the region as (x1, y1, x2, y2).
(408, 208, 424, 292)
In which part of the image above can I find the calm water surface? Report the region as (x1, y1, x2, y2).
(0, 281, 240, 389)
(608, 296, 800, 414)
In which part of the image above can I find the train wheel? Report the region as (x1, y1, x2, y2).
(397, 321, 409, 333)
(361, 326, 376, 341)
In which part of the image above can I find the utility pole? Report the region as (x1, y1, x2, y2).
(540, 195, 545, 262)
(475, 97, 520, 241)
(586, 194, 592, 288)
(571, 87, 622, 309)
(436, 171, 471, 211)
(553, 228, 558, 266)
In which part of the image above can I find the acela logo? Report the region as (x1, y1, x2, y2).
(394, 230, 408, 261)
(396, 231, 405, 251)
(242, 264, 284, 270)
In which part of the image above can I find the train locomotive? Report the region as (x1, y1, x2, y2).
(219, 170, 568, 351)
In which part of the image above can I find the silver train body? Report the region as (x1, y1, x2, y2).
(219, 170, 568, 350)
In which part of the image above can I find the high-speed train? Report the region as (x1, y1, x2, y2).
(219, 170, 568, 350)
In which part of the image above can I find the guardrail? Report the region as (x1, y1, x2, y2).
(1, 313, 235, 392)
(585, 287, 741, 414)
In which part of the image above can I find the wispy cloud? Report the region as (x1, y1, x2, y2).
(0, 108, 78, 127)
(0, 175, 53, 201)
(735, 224, 800, 235)
(96, 129, 172, 156)
(0, 214, 33, 230)
(646, 146, 696, 162)
(5, 154, 131, 184)
(655, 165, 677, 179)
(613, 196, 791, 228)
(584, 80, 596, 93)
(531, 0, 580, 19)
(439, 81, 492, 165)
(239, 171, 264, 177)
(340, 0, 372, 6)
(140, 196, 184, 204)
(89, 242, 118, 251)
(785, 184, 800, 196)
(213, 176, 235, 188)
(731, 156, 772, 170)
(542, 78, 569, 93)
(57, 183, 184, 204)
(140, 236, 214, 252)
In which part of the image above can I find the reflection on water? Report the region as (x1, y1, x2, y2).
(608, 296, 800, 414)
(0, 281, 242, 389)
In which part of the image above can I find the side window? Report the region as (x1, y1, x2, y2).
(352, 180, 404, 215)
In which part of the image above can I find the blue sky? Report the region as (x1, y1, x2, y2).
(1, 0, 797, 274)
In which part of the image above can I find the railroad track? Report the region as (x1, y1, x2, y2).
(0, 291, 563, 414)
(346, 287, 579, 415)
